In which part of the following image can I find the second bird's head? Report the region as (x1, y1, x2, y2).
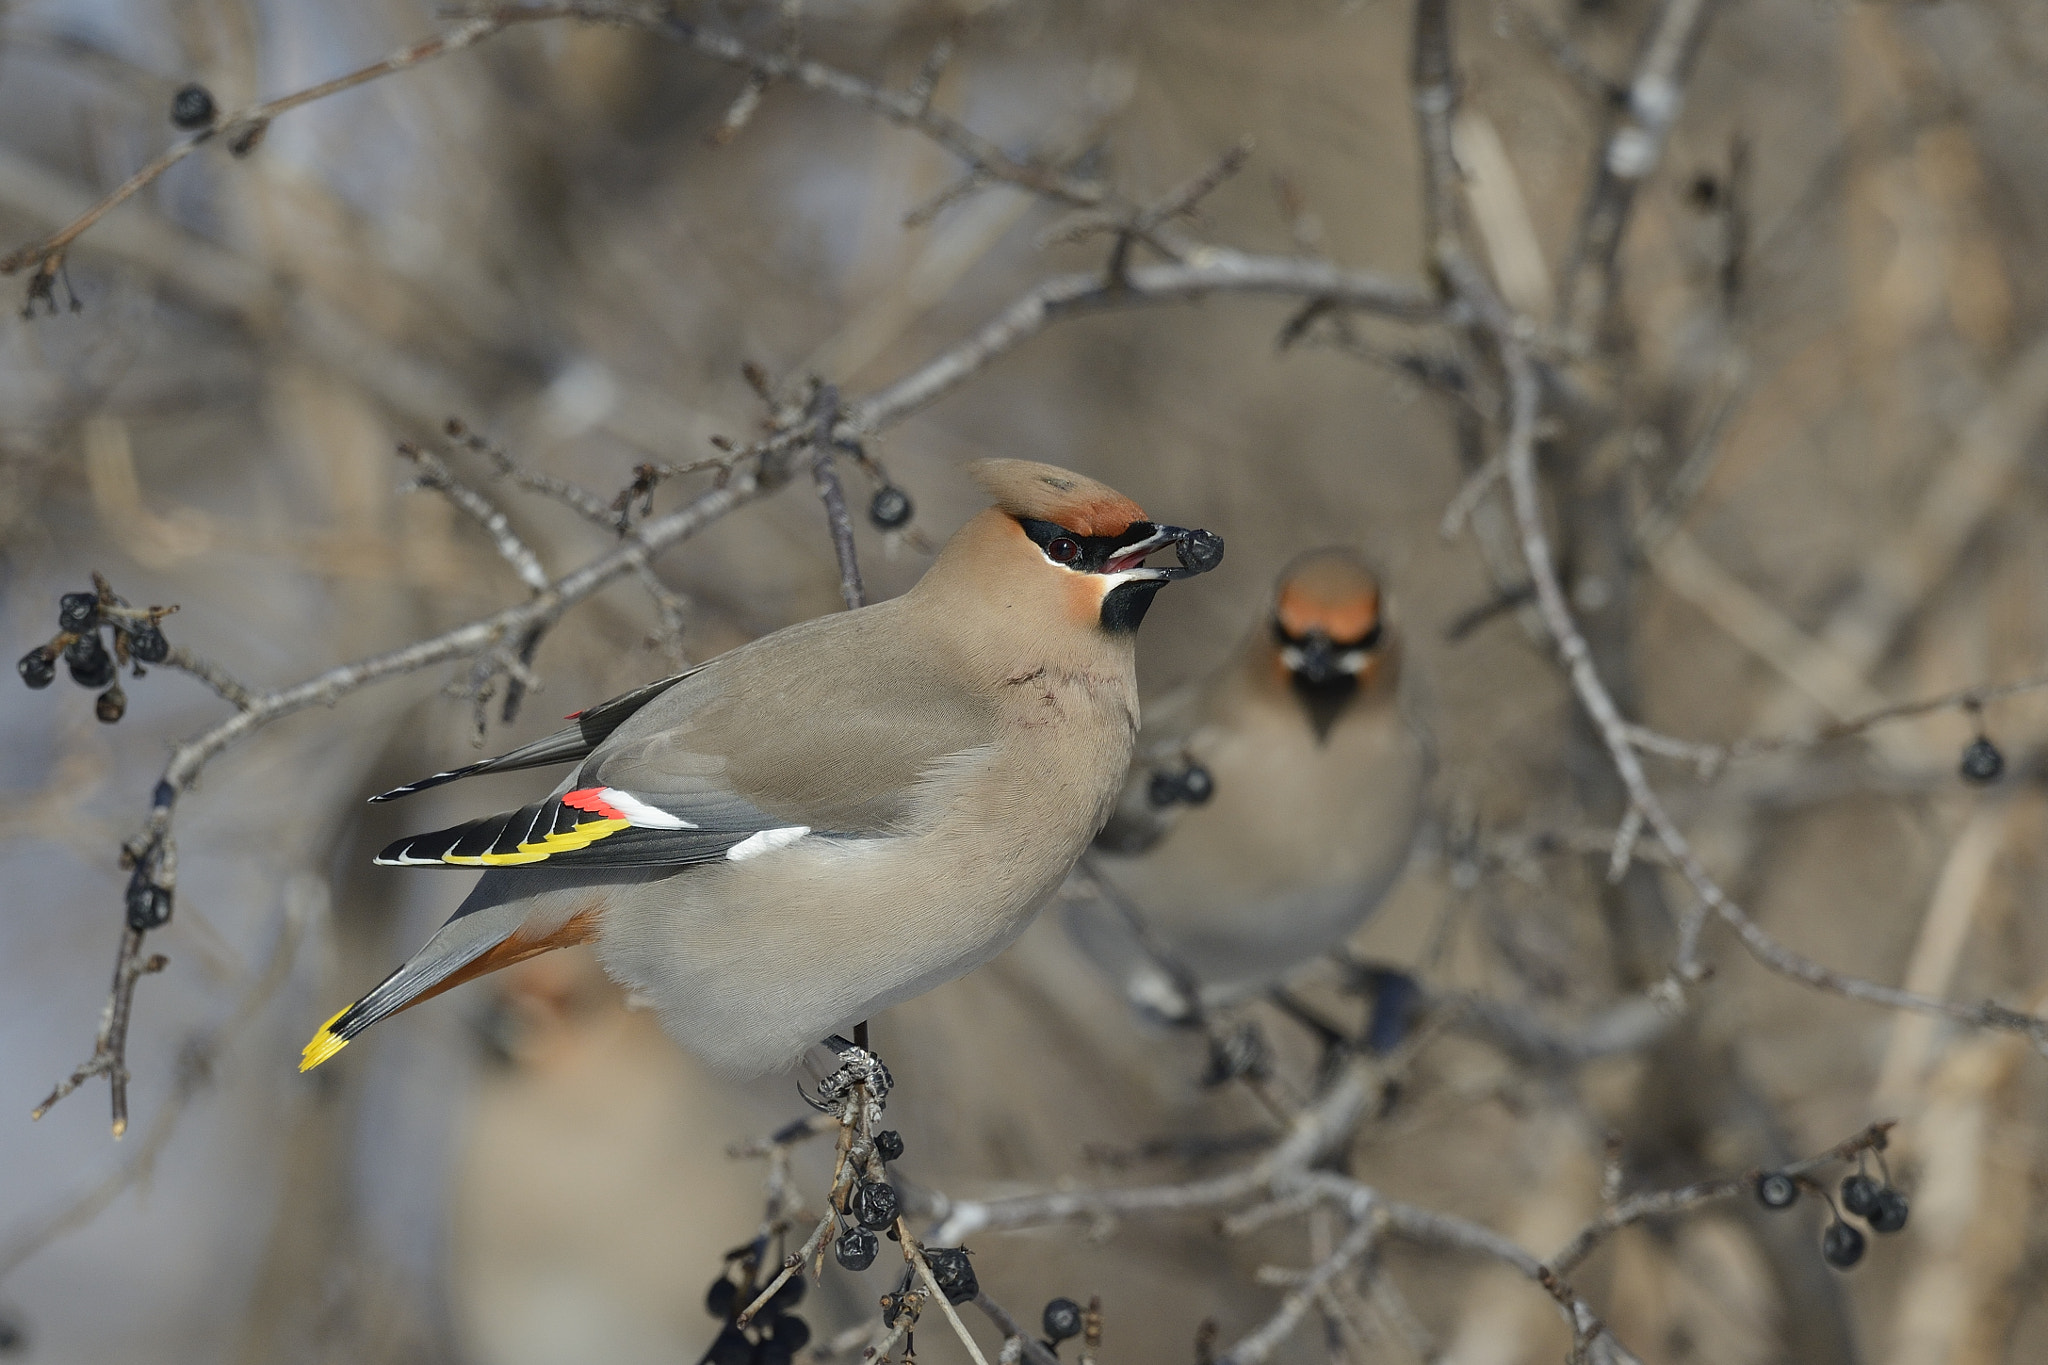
(1267, 548, 1392, 739)
(944, 459, 1224, 634)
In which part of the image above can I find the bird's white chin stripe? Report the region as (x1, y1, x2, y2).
(1277, 647, 1372, 674)
(1094, 567, 1169, 592)
(726, 826, 811, 861)
(599, 788, 694, 829)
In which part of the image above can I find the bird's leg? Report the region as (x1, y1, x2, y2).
(1266, 985, 1355, 1090)
(1331, 956, 1425, 1056)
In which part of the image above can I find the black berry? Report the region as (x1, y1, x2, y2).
(767, 1274, 806, 1313)
(1821, 1220, 1866, 1269)
(126, 621, 170, 664)
(1754, 1171, 1798, 1210)
(923, 1246, 977, 1304)
(66, 633, 115, 688)
(170, 83, 216, 129)
(1868, 1187, 1909, 1234)
(869, 486, 913, 530)
(1148, 771, 1182, 808)
(754, 1338, 795, 1365)
(1043, 1298, 1084, 1342)
(17, 646, 56, 689)
(125, 878, 172, 931)
(768, 1315, 810, 1350)
(57, 592, 99, 632)
(1960, 737, 2004, 784)
(1178, 763, 1214, 804)
(834, 1229, 877, 1271)
(1839, 1174, 1880, 1218)
(702, 1324, 751, 1365)
(851, 1180, 899, 1231)
(874, 1129, 905, 1162)
(96, 684, 126, 724)
(705, 1277, 737, 1319)
(1175, 528, 1225, 575)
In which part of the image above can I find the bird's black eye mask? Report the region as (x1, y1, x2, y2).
(1016, 518, 1225, 579)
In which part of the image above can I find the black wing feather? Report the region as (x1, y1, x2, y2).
(368, 668, 700, 802)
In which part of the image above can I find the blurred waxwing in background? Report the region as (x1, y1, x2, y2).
(301, 460, 1224, 1077)
(1071, 548, 1427, 1019)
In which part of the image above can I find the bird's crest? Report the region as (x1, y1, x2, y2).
(1275, 549, 1382, 642)
(968, 459, 1146, 537)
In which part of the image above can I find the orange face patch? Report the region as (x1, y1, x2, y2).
(1275, 579, 1380, 644)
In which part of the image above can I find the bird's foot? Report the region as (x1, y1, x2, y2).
(815, 1034, 893, 1110)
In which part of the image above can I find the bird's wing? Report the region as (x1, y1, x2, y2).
(374, 604, 999, 871)
(367, 668, 705, 802)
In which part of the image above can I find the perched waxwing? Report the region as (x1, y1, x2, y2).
(1070, 548, 1426, 1018)
(302, 461, 1223, 1076)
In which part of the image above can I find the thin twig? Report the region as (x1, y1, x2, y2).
(1215, 1213, 1378, 1365)
(972, 1292, 1063, 1365)
(806, 384, 866, 611)
(397, 442, 550, 592)
(1546, 1122, 1893, 1275)
(1554, 0, 1726, 339)
(0, 15, 515, 285)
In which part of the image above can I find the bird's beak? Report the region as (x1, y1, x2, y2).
(1284, 630, 1341, 685)
(1104, 524, 1226, 580)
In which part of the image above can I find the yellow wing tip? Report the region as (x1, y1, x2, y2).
(299, 1006, 353, 1073)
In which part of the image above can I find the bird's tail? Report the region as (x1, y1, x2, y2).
(300, 876, 607, 1072)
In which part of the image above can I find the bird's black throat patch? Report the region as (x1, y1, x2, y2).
(1100, 579, 1166, 634)
(1290, 673, 1358, 744)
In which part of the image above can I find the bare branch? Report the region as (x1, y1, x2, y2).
(805, 385, 866, 612)
(1555, 0, 1726, 338)
(397, 442, 550, 593)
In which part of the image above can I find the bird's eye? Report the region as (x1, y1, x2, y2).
(1047, 537, 1081, 564)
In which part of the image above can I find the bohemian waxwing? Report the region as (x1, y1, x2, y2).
(301, 460, 1223, 1076)
(1070, 548, 1426, 1018)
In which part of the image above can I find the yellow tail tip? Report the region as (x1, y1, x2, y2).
(299, 1006, 353, 1073)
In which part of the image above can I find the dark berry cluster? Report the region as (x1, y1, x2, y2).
(16, 577, 175, 724)
(1146, 760, 1215, 809)
(834, 1130, 908, 1271)
(1754, 1155, 1910, 1271)
(700, 1247, 809, 1365)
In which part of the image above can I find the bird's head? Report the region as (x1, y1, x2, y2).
(1267, 549, 1389, 739)
(953, 459, 1225, 634)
